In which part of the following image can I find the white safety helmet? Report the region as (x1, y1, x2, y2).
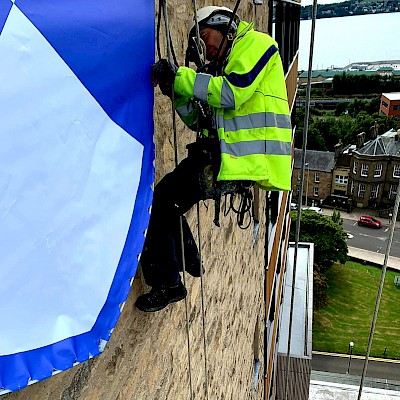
(188, 6, 240, 39)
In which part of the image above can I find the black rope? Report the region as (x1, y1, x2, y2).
(157, 0, 178, 65)
(214, 0, 242, 62)
(222, 186, 254, 230)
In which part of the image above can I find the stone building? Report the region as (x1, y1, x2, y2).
(292, 149, 335, 207)
(2, 1, 306, 400)
(348, 128, 400, 209)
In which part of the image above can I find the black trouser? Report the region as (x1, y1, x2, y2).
(140, 152, 204, 288)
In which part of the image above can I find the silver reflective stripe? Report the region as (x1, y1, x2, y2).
(220, 139, 291, 157)
(176, 103, 194, 118)
(217, 112, 291, 132)
(193, 73, 211, 103)
(220, 80, 235, 109)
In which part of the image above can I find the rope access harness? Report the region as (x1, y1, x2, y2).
(157, 1, 195, 398)
(156, 1, 258, 398)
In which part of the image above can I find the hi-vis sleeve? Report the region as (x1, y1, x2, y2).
(174, 31, 277, 111)
(174, 66, 237, 110)
(174, 94, 199, 131)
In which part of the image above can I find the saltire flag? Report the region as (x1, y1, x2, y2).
(0, 0, 154, 393)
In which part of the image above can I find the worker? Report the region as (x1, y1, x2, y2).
(135, 6, 292, 312)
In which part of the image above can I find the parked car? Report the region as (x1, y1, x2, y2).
(357, 215, 382, 229)
(304, 206, 323, 214)
(290, 202, 298, 211)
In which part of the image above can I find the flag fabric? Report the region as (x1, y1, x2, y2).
(0, 0, 154, 392)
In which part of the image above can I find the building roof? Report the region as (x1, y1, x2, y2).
(278, 243, 313, 358)
(294, 149, 336, 172)
(382, 92, 400, 101)
(356, 129, 400, 156)
(298, 70, 340, 79)
(298, 69, 387, 79)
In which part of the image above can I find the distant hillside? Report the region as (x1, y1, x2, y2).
(301, 0, 400, 20)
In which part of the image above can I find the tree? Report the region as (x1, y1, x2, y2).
(290, 210, 348, 309)
(331, 209, 343, 226)
(290, 210, 348, 271)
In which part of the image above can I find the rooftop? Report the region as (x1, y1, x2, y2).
(356, 129, 400, 156)
(294, 149, 336, 172)
(382, 92, 400, 101)
(278, 243, 313, 358)
(310, 379, 400, 400)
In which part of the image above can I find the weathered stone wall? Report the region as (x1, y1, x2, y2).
(4, 2, 270, 399)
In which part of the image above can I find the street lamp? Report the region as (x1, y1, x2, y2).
(347, 341, 354, 374)
(303, 163, 310, 207)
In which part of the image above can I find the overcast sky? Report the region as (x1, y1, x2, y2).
(301, 0, 348, 6)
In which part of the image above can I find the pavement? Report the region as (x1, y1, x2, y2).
(312, 351, 400, 383)
(320, 207, 400, 271)
(309, 378, 400, 400)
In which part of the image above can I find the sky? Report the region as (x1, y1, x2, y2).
(301, 0, 348, 6)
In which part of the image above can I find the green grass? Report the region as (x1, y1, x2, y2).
(313, 261, 400, 359)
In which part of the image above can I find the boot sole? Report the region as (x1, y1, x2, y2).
(136, 292, 187, 313)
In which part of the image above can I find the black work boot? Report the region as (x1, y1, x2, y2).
(135, 281, 187, 312)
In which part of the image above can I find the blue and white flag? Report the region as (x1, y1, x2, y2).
(0, 0, 154, 392)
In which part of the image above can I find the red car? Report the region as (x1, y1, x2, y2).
(357, 215, 382, 229)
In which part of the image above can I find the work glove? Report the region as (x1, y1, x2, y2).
(151, 59, 178, 96)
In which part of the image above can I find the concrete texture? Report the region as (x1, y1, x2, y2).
(310, 379, 400, 400)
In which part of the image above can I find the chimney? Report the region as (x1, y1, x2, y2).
(357, 132, 366, 148)
(334, 139, 343, 159)
(370, 121, 379, 139)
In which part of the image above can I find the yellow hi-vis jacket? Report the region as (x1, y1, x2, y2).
(173, 20, 292, 191)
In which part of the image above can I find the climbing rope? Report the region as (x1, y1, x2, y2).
(223, 186, 254, 230)
(158, 1, 194, 398)
(283, 0, 318, 398)
(357, 183, 400, 400)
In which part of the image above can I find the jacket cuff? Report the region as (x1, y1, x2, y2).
(174, 66, 196, 98)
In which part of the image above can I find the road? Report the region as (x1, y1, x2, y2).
(343, 219, 400, 258)
(312, 352, 400, 382)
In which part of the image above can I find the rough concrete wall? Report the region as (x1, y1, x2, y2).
(4, 2, 270, 399)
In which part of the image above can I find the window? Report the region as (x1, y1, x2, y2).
(393, 105, 400, 111)
(389, 185, 398, 200)
(353, 161, 358, 174)
(374, 164, 382, 178)
(273, 0, 301, 74)
(382, 100, 388, 108)
(315, 172, 320, 183)
(361, 164, 369, 177)
(393, 165, 400, 178)
(335, 175, 348, 184)
(370, 184, 379, 199)
(350, 180, 354, 194)
(358, 183, 366, 199)
(313, 187, 319, 197)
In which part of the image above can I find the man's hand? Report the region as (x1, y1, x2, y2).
(151, 59, 178, 96)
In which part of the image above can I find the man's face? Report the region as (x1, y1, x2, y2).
(200, 28, 226, 61)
